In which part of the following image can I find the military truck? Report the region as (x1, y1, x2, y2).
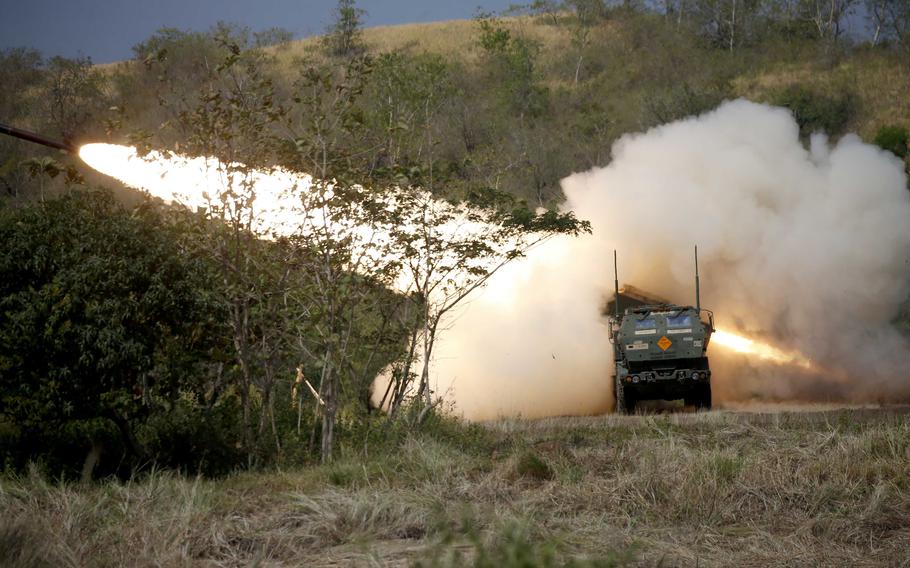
(608, 249, 714, 413)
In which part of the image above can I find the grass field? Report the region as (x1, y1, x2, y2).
(3, 406, 909, 567)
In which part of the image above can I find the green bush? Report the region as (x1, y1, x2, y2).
(640, 83, 729, 128)
(771, 85, 856, 138)
(0, 191, 225, 479)
(874, 125, 909, 158)
(139, 397, 246, 477)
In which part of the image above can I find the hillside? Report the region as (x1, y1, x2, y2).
(273, 13, 910, 144)
(4, 10, 910, 206)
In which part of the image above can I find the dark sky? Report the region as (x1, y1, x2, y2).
(0, 0, 516, 64)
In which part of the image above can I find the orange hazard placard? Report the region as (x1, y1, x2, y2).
(657, 336, 672, 351)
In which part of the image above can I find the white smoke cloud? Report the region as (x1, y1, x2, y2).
(426, 99, 910, 418)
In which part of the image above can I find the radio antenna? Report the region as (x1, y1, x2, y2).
(614, 250, 620, 318)
(700, 245, 701, 313)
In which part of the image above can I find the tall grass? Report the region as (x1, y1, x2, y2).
(3, 409, 909, 566)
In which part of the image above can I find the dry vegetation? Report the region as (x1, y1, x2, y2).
(268, 16, 574, 67)
(268, 14, 910, 155)
(4, 407, 909, 567)
(730, 52, 910, 139)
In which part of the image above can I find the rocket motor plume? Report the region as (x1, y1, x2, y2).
(74, 100, 910, 418)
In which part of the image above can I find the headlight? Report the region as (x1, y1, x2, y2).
(631, 375, 640, 383)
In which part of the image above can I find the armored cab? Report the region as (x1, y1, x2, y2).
(608, 250, 714, 413)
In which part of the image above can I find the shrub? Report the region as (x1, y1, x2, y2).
(640, 83, 729, 128)
(874, 125, 909, 158)
(139, 397, 246, 477)
(0, 191, 225, 479)
(771, 85, 855, 138)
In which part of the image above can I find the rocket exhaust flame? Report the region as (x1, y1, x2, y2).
(711, 329, 817, 371)
(79, 143, 317, 237)
(77, 143, 530, 294)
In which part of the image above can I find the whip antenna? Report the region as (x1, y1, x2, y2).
(695, 245, 701, 313)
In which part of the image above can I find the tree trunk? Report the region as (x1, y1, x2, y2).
(418, 323, 438, 408)
(321, 365, 335, 463)
(107, 410, 147, 463)
(81, 439, 103, 484)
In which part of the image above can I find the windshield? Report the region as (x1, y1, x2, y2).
(635, 318, 656, 329)
(667, 314, 692, 328)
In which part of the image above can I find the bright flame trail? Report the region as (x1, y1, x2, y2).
(79, 143, 315, 237)
(711, 329, 817, 370)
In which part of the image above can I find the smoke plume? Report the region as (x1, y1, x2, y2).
(426, 99, 910, 419)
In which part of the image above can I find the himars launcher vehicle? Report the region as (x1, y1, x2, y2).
(608, 248, 714, 413)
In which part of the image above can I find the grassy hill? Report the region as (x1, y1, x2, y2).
(268, 12, 910, 194)
(4, 10, 909, 204)
(274, 13, 910, 137)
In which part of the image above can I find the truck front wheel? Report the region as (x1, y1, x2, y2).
(615, 380, 637, 414)
(685, 384, 712, 411)
(696, 384, 712, 411)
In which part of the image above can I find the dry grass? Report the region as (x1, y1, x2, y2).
(730, 53, 910, 140)
(3, 408, 910, 566)
(267, 15, 575, 72)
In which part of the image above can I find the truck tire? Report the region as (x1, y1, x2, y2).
(625, 391, 638, 414)
(696, 384, 712, 411)
(684, 392, 698, 407)
(615, 380, 637, 415)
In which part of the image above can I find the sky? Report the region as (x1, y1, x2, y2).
(0, 0, 516, 64)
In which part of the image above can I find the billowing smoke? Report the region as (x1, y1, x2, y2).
(424, 99, 910, 419)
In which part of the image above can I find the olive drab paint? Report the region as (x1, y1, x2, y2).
(609, 248, 715, 413)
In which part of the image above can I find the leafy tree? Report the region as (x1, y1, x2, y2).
(364, 51, 458, 188)
(133, 32, 297, 465)
(383, 187, 590, 418)
(565, 0, 608, 84)
(865, 0, 910, 49)
(476, 14, 549, 120)
(323, 0, 367, 58)
(137, 44, 407, 465)
(284, 55, 410, 462)
(0, 49, 103, 200)
(0, 191, 222, 479)
(41, 55, 108, 142)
